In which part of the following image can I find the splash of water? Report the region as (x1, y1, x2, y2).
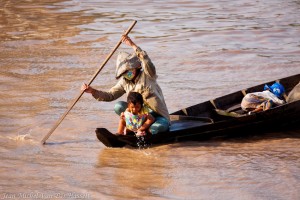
(136, 136, 151, 149)
(8, 134, 33, 141)
(7, 129, 34, 142)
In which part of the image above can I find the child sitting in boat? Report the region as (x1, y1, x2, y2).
(241, 82, 286, 114)
(118, 92, 155, 136)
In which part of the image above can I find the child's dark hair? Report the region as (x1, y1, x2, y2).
(127, 92, 143, 105)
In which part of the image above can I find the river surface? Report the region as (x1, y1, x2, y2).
(1, 0, 300, 199)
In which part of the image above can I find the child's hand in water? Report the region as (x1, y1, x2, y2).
(136, 130, 146, 137)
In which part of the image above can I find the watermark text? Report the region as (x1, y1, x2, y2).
(1, 192, 91, 199)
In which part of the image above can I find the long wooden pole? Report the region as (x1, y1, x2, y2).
(41, 20, 137, 144)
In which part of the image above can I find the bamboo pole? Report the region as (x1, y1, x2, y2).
(41, 20, 137, 144)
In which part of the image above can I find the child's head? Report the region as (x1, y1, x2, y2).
(127, 92, 144, 114)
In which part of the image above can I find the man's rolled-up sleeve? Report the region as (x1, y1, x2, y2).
(135, 47, 157, 79)
(92, 80, 126, 102)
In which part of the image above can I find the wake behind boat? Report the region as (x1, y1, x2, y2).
(96, 73, 300, 148)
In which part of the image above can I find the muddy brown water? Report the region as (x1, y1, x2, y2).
(1, 0, 300, 199)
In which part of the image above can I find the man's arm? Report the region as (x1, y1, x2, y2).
(121, 35, 157, 79)
(82, 80, 126, 102)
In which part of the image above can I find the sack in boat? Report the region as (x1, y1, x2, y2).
(287, 82, 300, 103)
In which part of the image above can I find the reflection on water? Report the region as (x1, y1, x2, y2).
(1, 0, 94, 41)
(97, 148, 169, 199)
(0, 0, 300, 199)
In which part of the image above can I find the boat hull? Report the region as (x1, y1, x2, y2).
(95, 74, 300, 147)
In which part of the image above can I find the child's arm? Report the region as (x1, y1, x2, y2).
(117, 112, 126, 135)
(138, 114, 155, 132)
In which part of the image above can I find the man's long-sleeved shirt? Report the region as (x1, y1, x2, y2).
(92, 47, 170, 122)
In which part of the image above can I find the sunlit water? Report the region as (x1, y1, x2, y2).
(1, 0, 300, 199)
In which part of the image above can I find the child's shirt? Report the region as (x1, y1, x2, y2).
(124, 106, 150, 132)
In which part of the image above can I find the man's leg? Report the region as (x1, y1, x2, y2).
(149, 116, 169, 135)
(114, 101, 127, 116)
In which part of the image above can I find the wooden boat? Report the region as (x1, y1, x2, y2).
(95, 73, 300, 148)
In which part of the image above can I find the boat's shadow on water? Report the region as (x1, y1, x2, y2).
(221, 129, 300, 142)
(166, 128, 300, 148)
